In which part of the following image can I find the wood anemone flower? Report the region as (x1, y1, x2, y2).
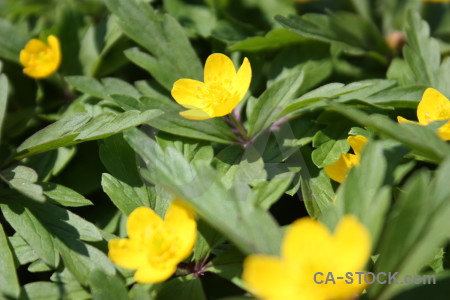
(20, 35, 61, 79)
(324, 135, 368, 183)
(171, 53, 252, 120)
(397, 88, 450, 141)
(242, 215, 371, 300)
(108, 199, 197, 283)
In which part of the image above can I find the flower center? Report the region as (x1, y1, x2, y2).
(27, 49, 54, 66)
(141, 226, 179, 266)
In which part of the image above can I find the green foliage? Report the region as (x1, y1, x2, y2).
(0, 0, 450, 299)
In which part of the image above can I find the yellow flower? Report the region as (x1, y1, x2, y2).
(242, 215, 371, 300)
(20, 35, 61, 79)
(324, 135, 368, 183)
(108, 199, 197, 283)
(171, 53, 251, 120)
(397, 88, 450, 140)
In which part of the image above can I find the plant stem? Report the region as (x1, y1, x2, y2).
(229, 113, 248, 140)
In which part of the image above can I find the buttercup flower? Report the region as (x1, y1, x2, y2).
(324, 135, 368, 183)
(171, 53, 251, 120)
(108, 199, 197, 283)
(20, 35, 61, 79)
(242, 215, 371, 300)
(397, 88, 450, 140)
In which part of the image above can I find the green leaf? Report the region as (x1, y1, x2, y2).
(0, 74, 8, 140)
(40, 182, 93, 207)
(102, 174, 150, 215)
(247, 71, 304, 137)
(323, 142, 391, 245)
(403, 12, 441, 90)
(0, 223, 20, 298)
(207, 247, 245, 289)
(124, 129, 283, 255)
(229, 28, 304, 52)
(89, 269, 129, 300)
(250, 173, 294, 210)
(296, 146, 335, 219)
(371, 158, 450, 298)
(0, 18, 28, 62)
(104, 0, 202, 90)
(16, 110, 162, 159)
(109, 94, 237, 144)
(19, 281, 90, 300)
(329, 103, 450, 164)
(275, 12, 389, 57)
(8, 234, 39, 265)
(0, 199, 58, 266)
(156, 276, 206, 300)
(0, 165, 45, 201)
(65, 76, 106, 99)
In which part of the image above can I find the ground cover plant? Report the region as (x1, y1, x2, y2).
(1, 0, 450, 299)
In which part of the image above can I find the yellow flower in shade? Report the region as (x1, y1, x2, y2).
(324, 135, 368, 183)
(108, 200, 197, 283)
(397, 88, 450, 140)
(20, 35, 61, 79)
(171, 53, 251, 120)
(242, 215, 371, 300)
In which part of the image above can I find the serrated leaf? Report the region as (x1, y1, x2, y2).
(41, 182, 93, 207)
(0, 223, 20, 298)
(247, 71, 304, 137)
(124, 128, 283, 255)
(157, 276, 206, 300)
(16, 110, 162, 159)
(104, 0, 202, 90)
(89, 270, 129, 300)
(0, 165, 45, 201)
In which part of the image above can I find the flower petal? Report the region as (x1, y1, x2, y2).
(397, 116, 418, 124)
(347, 135, 367, 156)
(23, 39, 47, 53)
(324, 153, 358, 183)
(204, 53, 236, 84)
(108, 238, 147, 270)
(127, 206, 163, 240)
(164, 199, 197, 261)
(47, 35, 61, 69)
(282, 218, 332, 267)
(179, 109, 211, 120)
(332, 215, 371, 272)
(171, 79, 208, 109)
(134, 263, 177, 283)
(242, 255, 297, 300)
(232, 57, 252, 102)
(417, 88, 450, 125)
(438, 122, 450, 140)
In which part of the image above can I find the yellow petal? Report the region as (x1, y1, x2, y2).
(171, 79, 208, 109)
(47, 35, 61, 69)
(242, 255, 297, 300)
(417, 88, 450, 125)
(204, 53, 236, 84)
(282, 218, 332, 267)
(108, 238, 147, 270)
(179, 109, 211, 120)
(164, 199, 197, 261)
(324, 153, 358, 183)
(347, 135, 367, 156)
(332, 215, 371, 272)
(438, 122, 450, 140)
(397, 116, 418, 124)
(127, 206, 163, 240)
(134, 262, 177, 283)
(232, 57, 252, 102)
(23, 38, 47, 53)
